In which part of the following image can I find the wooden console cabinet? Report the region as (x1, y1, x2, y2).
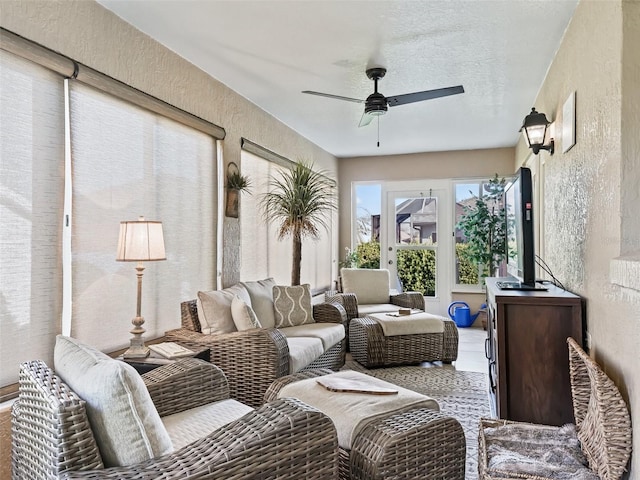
(485, 278, 583, 426)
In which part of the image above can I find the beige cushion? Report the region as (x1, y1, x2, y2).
(231, 295, 261, 330)
(53, 335, 172, 467)
(197, 284, 251, 335)
(280, 323, 345, 351)
(286, 336, 324, 373)
(162, 399, 253, 451)
(341, 268, 391, 304)
(358, 304, 402, 315)
(241, 278, 277, 328)
(273, 284, 314, 328)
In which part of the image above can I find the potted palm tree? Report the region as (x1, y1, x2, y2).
(261, 160, 336, 285)
(456, 174, 507, 279)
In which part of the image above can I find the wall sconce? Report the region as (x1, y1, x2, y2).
(520, 107, 554, 155)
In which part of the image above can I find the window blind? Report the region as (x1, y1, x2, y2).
(240, 149, 334, 290)
(0, 51, 65, 386)
(69, 82, 217, 351)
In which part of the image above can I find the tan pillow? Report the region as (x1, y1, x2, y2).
(273, 284, 314, 328)
(197, 284, 251, 335)
(240, 278, 276, 328)
(53, 335, 172, 467)
(340, 268, 391, 304)
(231, 295, 261, 330)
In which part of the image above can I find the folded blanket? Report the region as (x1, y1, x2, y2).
(278, 370, 439, 449)
(369, 312, 446, 336)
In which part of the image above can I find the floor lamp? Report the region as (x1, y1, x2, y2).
(116, 216, 166, 359)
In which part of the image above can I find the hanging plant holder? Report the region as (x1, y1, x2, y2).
(225, 162, 251, 218)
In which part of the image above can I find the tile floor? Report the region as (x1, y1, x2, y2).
(452, 326, 488, 373)
(418, 325, 489, 374)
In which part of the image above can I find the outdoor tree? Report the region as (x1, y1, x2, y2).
(456, 174, 507, 278)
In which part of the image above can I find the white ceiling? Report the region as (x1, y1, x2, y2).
(97, 0, 578, 158)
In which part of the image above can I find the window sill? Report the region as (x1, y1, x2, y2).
(610, 253, 640, 292)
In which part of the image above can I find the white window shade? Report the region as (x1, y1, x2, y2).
(240, 149, 334, 290)
(0, 51, 65, 386)
(69, 83, 217, 351)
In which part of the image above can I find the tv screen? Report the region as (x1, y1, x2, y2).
(504, 167, 536, 286)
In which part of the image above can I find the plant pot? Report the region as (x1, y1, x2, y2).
(225, 188, 239, 218)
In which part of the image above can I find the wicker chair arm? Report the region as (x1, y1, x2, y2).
(324, 292, 359, 320)
(391, 291, 425, 310)
(60, 398, 339, 480)
(143, 359, 230, 417)
(165, 327, 289, 408)
(312, 301, 347, 325)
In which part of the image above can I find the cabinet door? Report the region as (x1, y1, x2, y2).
(502, 303, 577, 425)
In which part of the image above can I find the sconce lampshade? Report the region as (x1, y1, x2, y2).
(520, 107, 554, 155)
(116, 217, 166, 262)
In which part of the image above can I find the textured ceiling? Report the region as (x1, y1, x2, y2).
(97, 0, 578, 158)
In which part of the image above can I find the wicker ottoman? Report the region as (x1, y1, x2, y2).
(265, 369, 466, 480)
(350, 314, 459, 367)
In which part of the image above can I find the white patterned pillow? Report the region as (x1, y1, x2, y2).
(231, 295, 262, 331)
(273, 284, 314, 328)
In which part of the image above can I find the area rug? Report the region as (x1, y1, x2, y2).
(342, 360, 491, 480)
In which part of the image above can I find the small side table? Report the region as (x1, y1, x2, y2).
(118, 344, 210, 374)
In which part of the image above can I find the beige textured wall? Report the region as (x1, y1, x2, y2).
(0, 1, 338, 474)
(337, 147, 515, 254)
(0, 0, 338, 289)
(519, 1, 639, 477)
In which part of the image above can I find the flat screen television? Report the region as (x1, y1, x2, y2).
(503, 167, 543, 290)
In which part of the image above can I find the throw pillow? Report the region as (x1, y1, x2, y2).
(53, 335, 173, 467)
(273, 284, 314, 328)
(231, 295, 262, 330)
(197, 284, 251, 335)
(240, 278, 277, 329)
(340, 268, 391, 304)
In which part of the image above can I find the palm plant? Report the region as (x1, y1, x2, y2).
(261, 160, 336, 285)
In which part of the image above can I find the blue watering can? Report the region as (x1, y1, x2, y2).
(447, 301, 486, 328)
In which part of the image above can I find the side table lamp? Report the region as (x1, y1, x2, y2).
(116, 216, 166, 359)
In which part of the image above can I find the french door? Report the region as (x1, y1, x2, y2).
(382, 181, 451, 315)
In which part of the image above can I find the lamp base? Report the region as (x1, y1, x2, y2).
(123, 344, 150, 359)
(123, 314, 150, 359)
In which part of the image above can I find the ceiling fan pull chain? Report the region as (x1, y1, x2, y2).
(377, 116, 380, 147)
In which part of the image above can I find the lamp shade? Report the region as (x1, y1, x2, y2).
(116, 217, 166, 262)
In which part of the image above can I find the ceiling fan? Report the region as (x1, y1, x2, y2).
(302, 67, 464, 127)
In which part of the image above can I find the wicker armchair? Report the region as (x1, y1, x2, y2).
(166, 300, 347, 407)
(11, 358, 339, 480)
(478, 337, 632, 480)
(326, 268, 426, 340)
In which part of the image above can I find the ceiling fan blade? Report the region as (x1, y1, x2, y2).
(358, 111, 374, 127)
(301, 91, 364, 104)
(387, 85, 465, 107)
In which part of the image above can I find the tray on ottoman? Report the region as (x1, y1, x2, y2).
(350, 313, 459, 367)
(265, 369, 466, 480)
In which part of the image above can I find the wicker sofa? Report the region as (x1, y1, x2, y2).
(166, 278, 347, 407)
(11, 336, 339, 479)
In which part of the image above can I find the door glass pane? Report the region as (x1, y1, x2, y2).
(397, 249, 436, 297)
(395, 197, 437, 245)
(395, 196, 437, 297)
